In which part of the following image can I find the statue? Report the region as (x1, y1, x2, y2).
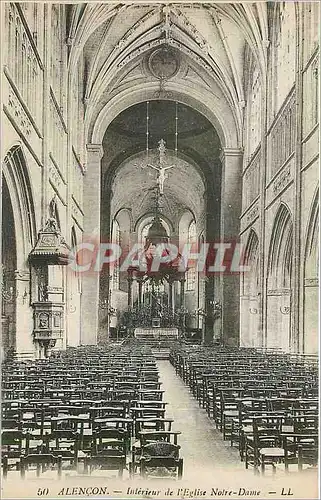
(143, 139, 176, 195)
(47, 195, 61, 232)
(43, 217, 58, 233)
(49, 196, 57, 220)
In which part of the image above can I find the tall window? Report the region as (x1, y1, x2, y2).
(303, 58, 319, 136)
(303, 3, 319, 63)
(112, 220, 120, 290)
(72, 59, 85, 162)
(5, 5, 43, 128)
(20, 3, 39, 44)
(186, 221, 196, 291)
(141, 223, 152, 247)
(51, 5, 64, 108)
(274, 2, 296, 113)
(248, 69, 261, 157)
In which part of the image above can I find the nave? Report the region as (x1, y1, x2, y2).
(2, 340, 318, 488)
(156, 359, 242, 476)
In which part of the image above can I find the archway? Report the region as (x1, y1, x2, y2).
(240, 229, 260, 347)
(98, 117, 209, 338)
(82, 48, 243, 345)
(1, 145, 36, 358)
(1, 178, 17, 359)
(266, 204, 293, 351)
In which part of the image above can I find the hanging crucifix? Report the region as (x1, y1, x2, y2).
(144, 139, 176, 195)
(142, 101, 179, 196)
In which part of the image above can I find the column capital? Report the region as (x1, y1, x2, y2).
(219, 147, 243, 162)
(15, 269, 30, 281)
(86, 143, 104, 159)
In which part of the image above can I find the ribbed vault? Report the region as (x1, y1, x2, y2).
(66, 3, 269, 148)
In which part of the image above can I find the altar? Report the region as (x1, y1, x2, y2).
(134, 327, 179, 340)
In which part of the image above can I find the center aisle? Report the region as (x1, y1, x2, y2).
(157, 359, 245, 479)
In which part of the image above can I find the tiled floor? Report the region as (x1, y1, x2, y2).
(157, 360, 244, 478)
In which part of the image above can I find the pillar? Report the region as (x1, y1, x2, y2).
(81, 144, 103, 345)
(168, 278, 173, 316)
(179, 278, 185, 309)
(220, 148, 243, 346)
(127, 273, 133, 311)
(203, 277, 214, 346)
(137, 278, 143, 310)
(179, 278, 186, 330)
(14, 269, 34, 358)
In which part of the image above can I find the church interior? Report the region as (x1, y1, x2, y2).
(1, 1, 319, 488)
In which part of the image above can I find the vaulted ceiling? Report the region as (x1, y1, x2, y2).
(66, 3, 268, 233)
(67, 2, 269, 146)
(109, 148, 206, 225)
(101, 100, 220, 231)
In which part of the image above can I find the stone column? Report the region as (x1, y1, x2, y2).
(219, 148, 243, 346)
(179, 278, 185, 308)
(203, 277, 214, 346)
(15, 269, 34, 358)
(127, 273, 133, 311)
(292, 19, 304, 353)
(137, 278, 143, 310)
(168, 279, 173, 316)
(81, 144, 103, 345)
(179, 278, 186, 330)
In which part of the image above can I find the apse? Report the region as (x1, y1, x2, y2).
(98, 99, 222, 342)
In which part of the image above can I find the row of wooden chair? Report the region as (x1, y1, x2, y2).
(2, 342, 184, 480)
(170, 343, 318, 475)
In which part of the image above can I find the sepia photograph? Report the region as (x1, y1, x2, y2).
(0, 1, 319, 499)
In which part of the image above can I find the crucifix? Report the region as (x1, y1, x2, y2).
(143, 139, 176, 195)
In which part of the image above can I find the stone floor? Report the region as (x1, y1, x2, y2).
(157, 360, 244, 479)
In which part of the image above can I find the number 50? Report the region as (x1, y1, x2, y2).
(37, 488, 49, 496)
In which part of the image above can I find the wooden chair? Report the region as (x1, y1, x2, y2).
(20, 454, 62, 479)
(244, 415, 284, 471)
(298, 443, 318, 471)
(1, 430, 25, 458)
(282, 433, 318, 472)
(131, 430, 181, 477)
(46, 430, 79, 468)
(92, 429, 128, 456)
(2, 454, 20, 479)
(84, 454, 126, 478)
(1, 419, 22, 430)
(134, 418, 173, 438)
(220, 388, 244, 440)
(139, 457, 182, 480)
(89, 405, 126, 422)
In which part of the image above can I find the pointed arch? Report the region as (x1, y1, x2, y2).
(186, 219, 197, 292)
(240, 228, 260, 347)
(1, 144, 37, 357)
(268, 203, 293, 290)
(243, 228, 259, 295)
(111, 218, 120, 291)
(244, 228, 259, 267)
(2, 145, 37, 266)
(266, 203, 293, 352)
